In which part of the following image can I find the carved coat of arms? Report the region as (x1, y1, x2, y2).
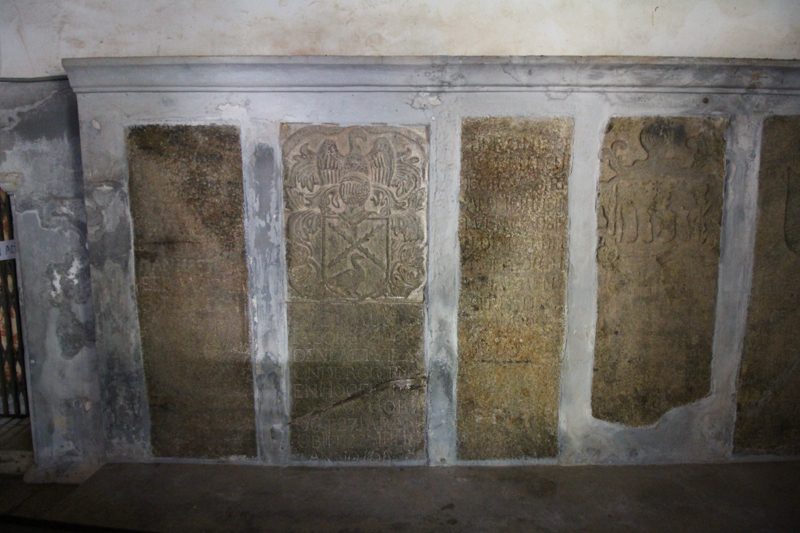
(282, 125, 428, 301)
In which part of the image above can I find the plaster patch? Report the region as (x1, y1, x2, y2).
(51, 270, 62, 298)
(411, 92, 442, 110)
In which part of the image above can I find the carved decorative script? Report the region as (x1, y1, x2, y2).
(593, 117, 726, 427)
(283, 125, 427, 302)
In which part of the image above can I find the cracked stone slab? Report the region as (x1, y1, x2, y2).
(282, 124, 428, 462)
(457, 117, 571, 460)
(736, 116, 800, 455)
(288, 302, 425, 461)
(128, 125, 256, 459)
(592, 117, 726, 427)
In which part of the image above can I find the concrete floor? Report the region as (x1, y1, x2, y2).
(1, 461, 799, 532)
(0, 419, 34, 475)
(0, 419, 33, 452)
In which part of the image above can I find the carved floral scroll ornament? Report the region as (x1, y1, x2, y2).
(283, 126, 428, 301)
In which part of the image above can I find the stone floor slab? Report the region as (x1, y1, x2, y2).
(3, 461, 791, 533)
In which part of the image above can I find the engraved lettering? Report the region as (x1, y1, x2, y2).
(457, 117, 572, 459)
(128, 125, 256, 459)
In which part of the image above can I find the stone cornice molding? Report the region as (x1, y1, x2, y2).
(63, 56, 800, 94)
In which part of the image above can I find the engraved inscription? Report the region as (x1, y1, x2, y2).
(282, 125, 428, 461)
(128, 125, 256, 459)
(736, 116, 800, 455)
(458, 117, 572, 459)
(593, 117, 726, 427)
(288, 302, 425, 461)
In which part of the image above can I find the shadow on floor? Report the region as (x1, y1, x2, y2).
(2, 461, 800, 532)
(0, 514, 146, 533)
(0, 418, 33, 452)
(0, 418, 33, 475)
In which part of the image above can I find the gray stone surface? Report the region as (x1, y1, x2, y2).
(0, 79, 103, 482)
(127, 125, 256, 459)
(736, 116, 800, 455)
(61, 57, 800, 95)
(59, 57, 800, 471)
(77, 98, 150, 463)
(31, 461, 800, 533)
(0, 474, 77, 518)
(458, 117, 571, 460)
(282, 125, 428, 462)
(593, 117, 726, 427)
(288, 302, 425, 461)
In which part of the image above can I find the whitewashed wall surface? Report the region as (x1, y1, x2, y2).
(2, 0, 800, 78)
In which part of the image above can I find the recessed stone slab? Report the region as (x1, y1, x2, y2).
(593, 117, 726, 427)
(282, 124, 428, 462)
(128, 125, 256, 459)
(288, 302, 425, 461)
(457, 117, 572, 460)
(735, 116, 800, 455)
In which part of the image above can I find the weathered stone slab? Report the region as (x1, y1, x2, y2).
(736, 116, 800, 455)
(288, 302, 425, 461)
(282, 125, 428, 461)
(128, 125, 256, 459)
(457, 117, 572, 460)
(593, 117, 726, 427)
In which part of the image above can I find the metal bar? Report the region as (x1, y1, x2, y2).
(0, 195, 9, 416)
(11, 268, 29, 415)
(5, 189, 28, 415)
(1, 261, 11, 414)
(0, 189, 27, 417)
(0, 191, 19, 415)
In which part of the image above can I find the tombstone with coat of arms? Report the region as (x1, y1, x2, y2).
(282, 124, 428, 462)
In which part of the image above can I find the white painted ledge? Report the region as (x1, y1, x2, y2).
(63, 56, 800, 94)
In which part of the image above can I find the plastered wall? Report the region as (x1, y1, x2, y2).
(42, 57, 797, 478)
(0, 80, 104, 482)
(2, 0, 800, 78)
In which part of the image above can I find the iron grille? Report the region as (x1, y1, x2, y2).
(0, 189, 27, 417)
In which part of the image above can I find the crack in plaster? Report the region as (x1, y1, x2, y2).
(0, 90, 59, 132)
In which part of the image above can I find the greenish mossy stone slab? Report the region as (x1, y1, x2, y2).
(736, 116, 800, 455)
(458, 117, 572, 459)
(128, 125, 256, 459)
